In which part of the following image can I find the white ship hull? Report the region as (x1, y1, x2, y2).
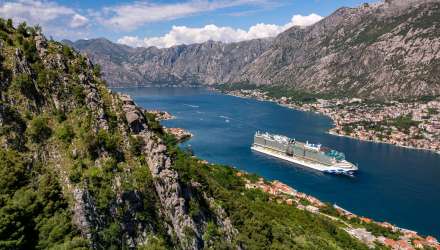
(251, 144, 358, 175)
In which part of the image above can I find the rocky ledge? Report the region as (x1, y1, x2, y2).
(164, 127, 193, 142)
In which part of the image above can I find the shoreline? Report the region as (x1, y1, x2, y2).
(238, 172, 440, 249)
(110, 84, 203, 89)
(327, 130, 440, 155)
(222, 90, 440, 155)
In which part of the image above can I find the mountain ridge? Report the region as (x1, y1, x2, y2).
(237, 0, 440, 99)
(67, 0, 440, 99)
(65, 37, 272, 87)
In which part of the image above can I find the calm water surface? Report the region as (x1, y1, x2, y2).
(115, 87, 440, 238)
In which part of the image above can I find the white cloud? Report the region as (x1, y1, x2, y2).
(118, 13, 323, 48)
(289, 13, 323, 27)
(0, 0, 88, 38)
(99, 0, 275, 31)
(70, 14, 88, 28)
(0, 0, 73, 24)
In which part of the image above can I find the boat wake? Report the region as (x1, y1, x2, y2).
(184, 104, 200, 108)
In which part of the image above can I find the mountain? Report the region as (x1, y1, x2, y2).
(0, 18, 377, 249)
(67, 0, 440, 99)
(65, 38, 272, 87)
(237, 0, 440, 99)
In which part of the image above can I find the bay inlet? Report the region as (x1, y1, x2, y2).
(115, 87, 440, 238)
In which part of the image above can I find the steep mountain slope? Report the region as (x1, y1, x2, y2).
(0, 19, 378, 249)
(238, 0, 440, 99)
(68, 0, 440, 99)
(66, 38, 272, 87)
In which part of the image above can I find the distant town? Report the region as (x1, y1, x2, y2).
(225, 89, 440, 154)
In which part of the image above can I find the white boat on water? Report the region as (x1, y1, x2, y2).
(251, 131, 358, 175)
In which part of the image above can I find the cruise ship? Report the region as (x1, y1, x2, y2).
(251, 132, 358, 175)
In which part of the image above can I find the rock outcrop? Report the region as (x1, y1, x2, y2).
(120, 94, 203, 249)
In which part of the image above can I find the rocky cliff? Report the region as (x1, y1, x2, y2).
(68, 0, 440, 99)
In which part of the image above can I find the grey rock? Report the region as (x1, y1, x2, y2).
(35, 34, 48, 57)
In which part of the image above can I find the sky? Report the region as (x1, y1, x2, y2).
(0, 0, 379, 48)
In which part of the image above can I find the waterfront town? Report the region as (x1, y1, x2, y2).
(237, 172, 440, 250)
(225, 89, 440, 154)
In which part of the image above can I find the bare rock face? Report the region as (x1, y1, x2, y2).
(120, 94, 203, 249)
(120, 94, 146, 133)
(35, 34, 48, 57)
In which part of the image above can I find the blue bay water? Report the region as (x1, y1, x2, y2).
(115, 87, 440, 238)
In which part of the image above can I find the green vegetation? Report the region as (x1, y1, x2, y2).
(0, 149, 88, 249)
(129, 135, 144, 156)
(390, 115, 420, 132)
(341, 113, 421, 137)
(11, 73, 38, 99)
(26, 115, 52, 143)
(56, 123, 75, 143)
(428, 108, 438, 115)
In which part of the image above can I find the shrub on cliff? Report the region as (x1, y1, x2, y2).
(11, 73, 38, 99)
(27, 116, 52, 143)
(56, 123, 75, 143)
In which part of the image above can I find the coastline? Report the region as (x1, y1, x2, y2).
(110, 84, 203, 89)
(327, 130, 440, 155)
(222, 90, 440, 155)
(237, 171, 440, 249)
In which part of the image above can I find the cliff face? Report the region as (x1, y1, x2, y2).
(68, 0, 440, 99)
(66, 38, 272, 87)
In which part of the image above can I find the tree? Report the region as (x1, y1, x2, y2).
(56, 123, 75, 143)
(17, 22, 28, 36)
(6, 19, 12, 29)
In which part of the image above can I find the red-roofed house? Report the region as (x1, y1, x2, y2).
(427, 236, 438, 244)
